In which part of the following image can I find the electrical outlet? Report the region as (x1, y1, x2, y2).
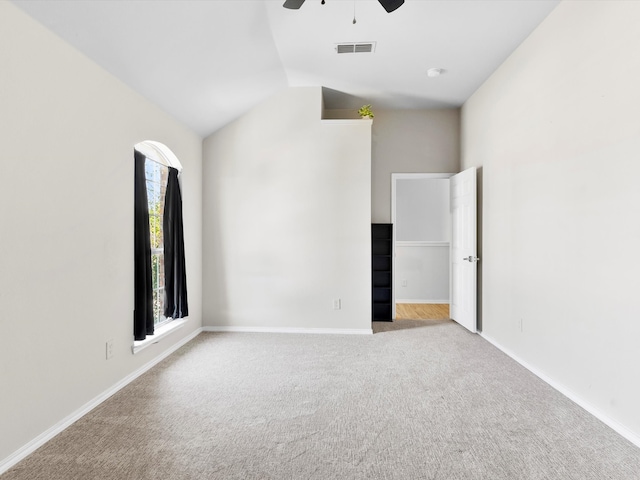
(519, 318, 524, 333)
(106, 339, 114, 360)
(333, 298, 341, 310)
(402, 279, 407, 287)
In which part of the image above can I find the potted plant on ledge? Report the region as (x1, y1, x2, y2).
(358, 104, 374, 119)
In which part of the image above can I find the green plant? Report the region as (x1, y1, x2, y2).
(358, 104, 374, 118)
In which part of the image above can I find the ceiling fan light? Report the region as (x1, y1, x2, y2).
(427, 68, 445, 78)
(283, 0, 306, 9)
(377, 0, 404, 13)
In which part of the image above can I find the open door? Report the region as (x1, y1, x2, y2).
(450, 167, 478, 333)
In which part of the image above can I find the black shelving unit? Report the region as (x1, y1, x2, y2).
(372, 223, 392, 321)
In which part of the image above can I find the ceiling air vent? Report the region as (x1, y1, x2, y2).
(336, 42, 376, 54)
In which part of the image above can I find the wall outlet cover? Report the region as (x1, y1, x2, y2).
(106, 339, 114, 360)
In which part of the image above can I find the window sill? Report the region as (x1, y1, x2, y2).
(132, 319, 187, 355)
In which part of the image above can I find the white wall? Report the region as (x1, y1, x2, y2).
(395, 246, 449, 303)
(371, 109, 460, 223)
(396, 178, 450, 241)
(462, 0, 640, 442)
(395, 178, 450, 303)
(202, 87, 371, 332)
(0, 2, 202, 466)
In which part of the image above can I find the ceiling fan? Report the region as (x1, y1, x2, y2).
(283, 0, 404, 14)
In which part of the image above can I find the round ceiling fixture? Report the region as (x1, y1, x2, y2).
(427, 68, 445, 78)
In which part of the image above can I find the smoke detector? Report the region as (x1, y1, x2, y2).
(427, 68, 446, 78)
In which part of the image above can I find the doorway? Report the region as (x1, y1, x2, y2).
(391, 173, 453, 321)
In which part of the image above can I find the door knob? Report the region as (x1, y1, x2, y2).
(463, 256, 480, 262)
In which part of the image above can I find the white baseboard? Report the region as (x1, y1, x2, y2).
(12, 326, 634, 475)
(396, 299, 449, 304)
(480, 332, 640, 449)
(203, 326, 373, 335)
(0, 328, 203, 476)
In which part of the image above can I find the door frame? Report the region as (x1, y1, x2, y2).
(391, 173, 454, 320)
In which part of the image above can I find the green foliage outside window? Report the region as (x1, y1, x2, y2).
(149, 199, 165, 324)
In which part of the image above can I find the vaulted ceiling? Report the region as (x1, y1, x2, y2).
(12, 0, 560, 137)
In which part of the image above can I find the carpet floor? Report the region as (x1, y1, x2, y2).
(3, 319, 639, 479)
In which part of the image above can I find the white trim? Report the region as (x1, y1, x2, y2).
(480, 332, 640, 449)
(320, 119, 373, 125)
(134, 140, 183, 171)
(391, 173, 455, 321)
(391, 179, 396, 320)
(203, 326, 372, 335)
(132, 318, 187, 354)
(396, 241, 450, 247)
(392, 173, 453, 181)
(0, 328, 202, 476)
(396, 299, 449, 304)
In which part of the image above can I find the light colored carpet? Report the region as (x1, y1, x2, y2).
(3, 319, 639, 479)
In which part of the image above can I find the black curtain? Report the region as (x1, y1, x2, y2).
(163, 167, 189, 319)
(134, 151, 154, 340)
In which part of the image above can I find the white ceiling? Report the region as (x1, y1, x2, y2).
(12, 0, 560, 137)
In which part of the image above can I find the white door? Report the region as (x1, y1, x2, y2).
(450, 167, 478, 333)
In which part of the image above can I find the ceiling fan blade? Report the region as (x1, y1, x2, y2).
(377, 0, 404, 13)
(283, 0, 306, 9)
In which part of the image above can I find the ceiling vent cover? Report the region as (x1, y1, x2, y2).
(336, 42, 376, 54)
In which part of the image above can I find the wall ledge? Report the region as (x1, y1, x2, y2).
(133, 318, 187, 354)
(320, 119, 373, 125)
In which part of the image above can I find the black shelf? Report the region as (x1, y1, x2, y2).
(372, 224, 393, 322)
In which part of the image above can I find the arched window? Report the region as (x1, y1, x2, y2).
(134, 141, 188, 342)
(134, 140, 183, 171)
